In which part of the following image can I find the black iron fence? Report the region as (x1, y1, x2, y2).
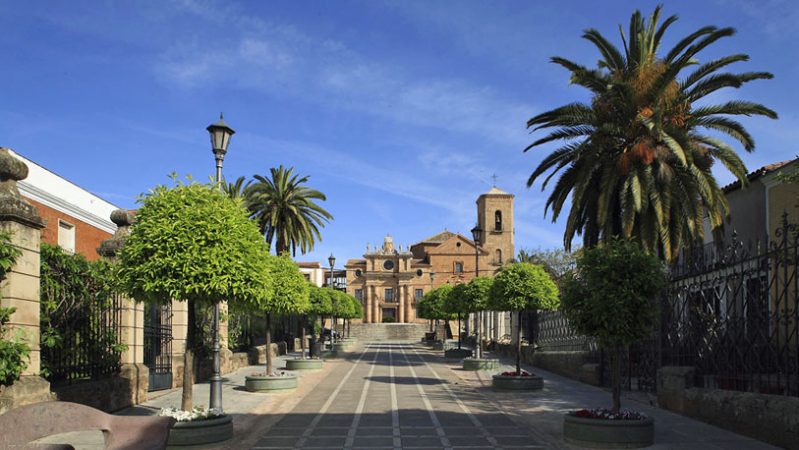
(41, 293, 123, 385)
(662, 214, 798, 396)
(144, 303, 172, 391)
(529, 214, 798, 397)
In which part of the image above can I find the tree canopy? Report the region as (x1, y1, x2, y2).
(307, 285, 334, 317)
(417, 285, 457, 321)
(524, 5, 777, 261)
(119, 180, 272, 307)
(560, 239, 666, 348)
(489, 263, 559, 312)
(261, 254, 309, 316)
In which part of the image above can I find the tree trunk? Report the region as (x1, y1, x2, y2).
(265, 311, 273, 376)
(516, 311, 522, 376)
(610, 346, 622, 413)
(457, 313, 462, 349)
(300, 315, 307, 360)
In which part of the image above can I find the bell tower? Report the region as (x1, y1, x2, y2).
(476, 186, 514, 268)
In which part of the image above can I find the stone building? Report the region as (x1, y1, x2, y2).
(346, 187, 514, 324)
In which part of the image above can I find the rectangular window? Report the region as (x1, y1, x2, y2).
(384, 288, 394, 302)
(454, 262, 464, 273)
(58, 220, 75, 254)
(355, 289, 363, 301)
(414, 289, 424, 300)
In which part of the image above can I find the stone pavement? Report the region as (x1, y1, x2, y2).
(34, 341, 779, 449)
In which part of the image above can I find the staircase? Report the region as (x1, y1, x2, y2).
(348, 323, 428, 341)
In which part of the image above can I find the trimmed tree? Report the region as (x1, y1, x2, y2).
(119, 180, 272, 411)
(561, 239, 666, 413)
(261, 254, 310, 375)
(460, 277, 494, 357)
(420, 285, 456, 340)
(307, 285, 333, 356)
(443, 283, 470, 349)
(489, 263, 559, 375)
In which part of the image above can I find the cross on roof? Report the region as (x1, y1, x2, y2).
(491, 173, 498, 186)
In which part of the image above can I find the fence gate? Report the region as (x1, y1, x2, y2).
(144, 303, 173, 391)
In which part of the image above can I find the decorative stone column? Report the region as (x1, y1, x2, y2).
(170, 299, 188, 388)
(97, 209, 148, 405)
(0, 148, 53, 413)
(372, 286, 380, 323)
(364, 286, 372, 323)
(398, 285, 405, 324)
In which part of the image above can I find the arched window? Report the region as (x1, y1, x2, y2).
(494, 210, 502, 231)
(496, 249, 503, 264)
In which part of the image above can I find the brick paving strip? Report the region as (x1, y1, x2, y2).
(399, 345, 453, 449)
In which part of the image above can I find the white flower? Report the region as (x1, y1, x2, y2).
(159, 405, 225, 422)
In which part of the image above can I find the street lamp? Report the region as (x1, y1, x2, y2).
(471, 225, 483, 359)
(328, 253, 336, 343)
(429, 271, 436, 333)
(207, 114, 234, 412)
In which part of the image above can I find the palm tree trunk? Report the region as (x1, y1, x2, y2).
(265, 311, 273, 375)
(181, 299, 196, 411)
(516, 311, 522, 376)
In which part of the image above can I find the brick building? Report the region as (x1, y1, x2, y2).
(10, 150, 119, 260)
(346, 187, 514, 323)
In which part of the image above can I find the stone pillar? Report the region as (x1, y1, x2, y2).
(398, 285, 405, 324)
(372, 286, 380, 323)
(364, 286, 372, 323)
(0, 148, 52, 413)
(171, 299, 188, 388)
(97, 209, 148, 404)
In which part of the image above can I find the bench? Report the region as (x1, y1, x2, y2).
(0, 401, 176, 450)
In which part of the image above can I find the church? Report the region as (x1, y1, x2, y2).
(345, 187, 514, 323)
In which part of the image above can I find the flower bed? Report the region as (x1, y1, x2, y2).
(245, 372, 298, 392)
(571, 408, 648, 421)
(491, 372, 543, 390)
(500, 370, 534, 377)
(160, 406, 233, 446)
(159, 406, 223, 422)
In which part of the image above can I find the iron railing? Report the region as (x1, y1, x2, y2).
(42, 293, 123, 385)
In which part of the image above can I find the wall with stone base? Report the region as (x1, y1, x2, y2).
(51, 364, 148, 413)
(0, 376, 54, 415)
(658, 366, 799, 450)
(489, 342, 600, 386)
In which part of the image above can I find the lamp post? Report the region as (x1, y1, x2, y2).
(471, 225, 483, 359)
(206, 114, 235, 412)
(328, 253, 336, 344)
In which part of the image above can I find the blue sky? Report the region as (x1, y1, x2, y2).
(3, 0, 797, 264)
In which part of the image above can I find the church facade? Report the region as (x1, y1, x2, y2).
(345, 187, 514, 323)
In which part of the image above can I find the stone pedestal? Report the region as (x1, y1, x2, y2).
(0, 148, 52, 412)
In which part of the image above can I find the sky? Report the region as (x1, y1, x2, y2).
(2, 0, 798, 265)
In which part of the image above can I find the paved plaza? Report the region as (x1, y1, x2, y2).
(37, 341, 778, 450)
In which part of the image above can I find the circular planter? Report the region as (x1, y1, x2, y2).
(491, 373, 544, 390)
(244, 374, 298, 392)
(332, 342, 351, 352)
(167, 414, 233, 446)
(285, 358, 324, 370)
(563, 414, 654, 448)
(462, 357, 499, 371)
(320, 350, 338, 359)
(432, 341, 445, 350)
(444, 348, 472, 359)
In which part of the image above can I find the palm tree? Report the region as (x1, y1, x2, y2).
(247, 166, 333, 255)
(525, 6, 777, 261)
(222, 176, 252, 204)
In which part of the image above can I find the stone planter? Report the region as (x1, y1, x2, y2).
(244, 374, 298, 392)
(491, 373, 544, 390)
(285, 358, 324, 370)
(167, 415, 233, 446)
(444, 348, 472, 359)
(332, 342, 351, 352)
(563, 414, 654, 448)
(432, 341, 445, 350)
(462, 357, 499, 371)
(321, 350, 338, 359)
